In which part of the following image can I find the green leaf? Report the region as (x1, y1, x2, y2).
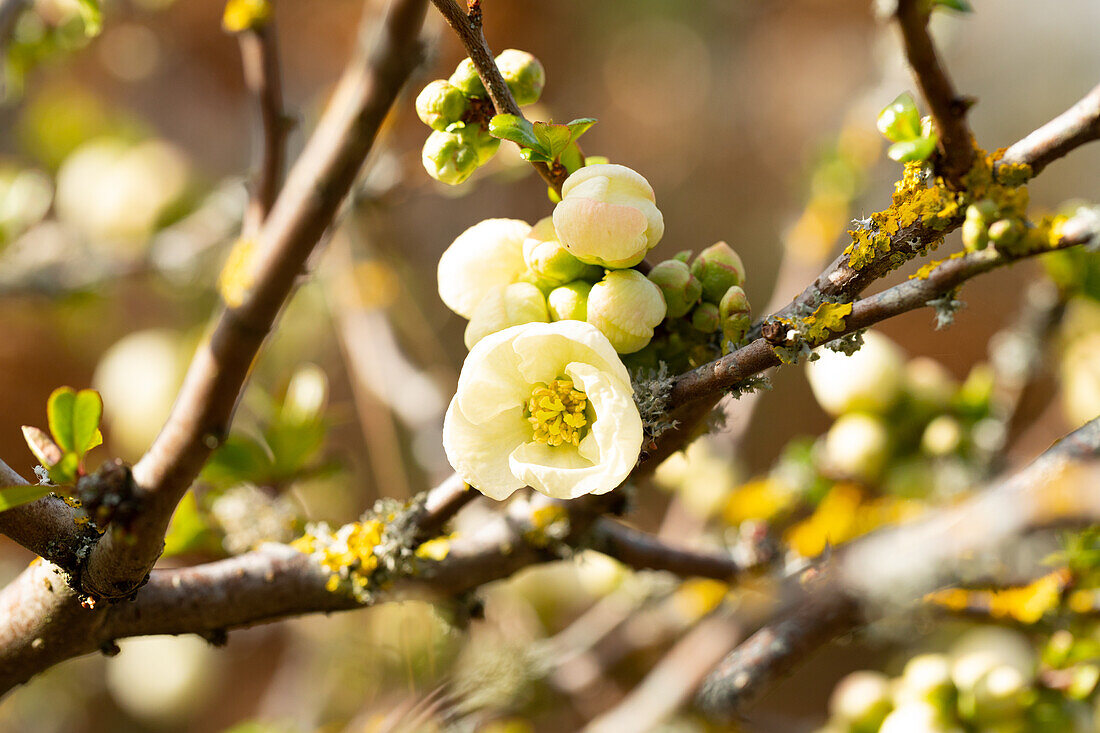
(887, 136, 937, 163)
(22, 425, 62, 468)
(201, 434, 275, 491)
(0, 484, 51, 512)
(49, 453, 79, 486)
(46, 387, 103, 458)
(565, 117, 597, 142)
(75, 0, 103, 36)
(488, 114, 547, 156)
(932, 0, 972, 11)
(877, 92, 922, 143)
(533, 118, 597, 161)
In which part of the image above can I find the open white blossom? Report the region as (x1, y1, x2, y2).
(437, 218, 530, 319)
(443, 320, 643, 500)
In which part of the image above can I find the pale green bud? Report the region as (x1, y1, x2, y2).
(495, 49, 545, 107)
(968, 665, 1030, 723)
(921, 415, 962, 456)
(647, 259, 702, 318)
(967, 199, 998, 223)
(523, 217, 592, 288)
(422, 129, 479, 185)
(464, 124, 501, 165)
(828, 670, 893, 733)
(586, 269, 666, 353)
(448, 57, 486, 98)
(950, 627, 1037, 694)
(879, 702, 960, 733)
(806, 331, 904, 416)
(464, 282, 548, 349)
(962, 216, 989, 252)
(821, 412, 890, 482)
(719, 285, 751, 345)
(547, 281, 591, 321)
(691, 241, 746, 303)
(552, 164, 664, 268)
(895, 654, 956, 711)
(691, 301, 720, 333)
(415, 79, 469, 131)
(988, 218, 1025, 250)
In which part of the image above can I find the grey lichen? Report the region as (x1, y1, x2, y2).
(632, 362, 679, 439)
(825, 329, 865, 356)
(927, 291, 965, 330)
(727, 375, 772, 399)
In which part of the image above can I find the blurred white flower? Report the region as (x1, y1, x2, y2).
(437, 218, 530, 319)
(106, 635, 217, 724)
(552, 163, 663, 268)
(443, 320, 642, 500)
(806, 331, 904, 416)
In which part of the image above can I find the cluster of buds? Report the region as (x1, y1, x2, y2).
(416, 50, 545, 185)
(962, 198, 1027, 254)
(820, 626, 1093, 733)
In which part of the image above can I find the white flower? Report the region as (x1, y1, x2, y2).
(443, 320, 643, 501)
(464, 281, 549, 349)
(552, 164, 664, 268)
(805, 331, 904, 416)
(437, 218, 530, 318)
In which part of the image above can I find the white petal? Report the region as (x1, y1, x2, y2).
(511, 320, 631, 387)
(443, 398, 529, 501)
(437, 218, 530, 319)
(455, 324, 531, 424)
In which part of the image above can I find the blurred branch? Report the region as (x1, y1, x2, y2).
(0, 0, 27, 68)
(669, 207, 1099, 407)
(589, 519, 745, 581)
(237, 18, 289, 237)
(894, 0, 974, 187)
(696, 415, 1100, 721)
(1000, 82, 1100, 177)
(584, 606, 744, 733)
(427, 0, 563, 193)
(81, 0, 429, 602)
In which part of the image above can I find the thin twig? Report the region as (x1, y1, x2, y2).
(895, 0, 974, 187)
(1000, 82, 1100, 177)
(589, 519, 744, 581)
(427, 0, 563, 193)
(238, 19, 289, 237)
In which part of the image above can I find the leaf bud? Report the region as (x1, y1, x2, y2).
(691, 241, 746, 304)
(647, 259, 702, 318)
(414, 80, 469, 131)
(495, 49, 545, 107)
(586, 269, 666, 353)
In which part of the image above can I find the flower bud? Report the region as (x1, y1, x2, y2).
(895, 654, 956, 710)
(968, 665, 1030, 723)
(719, 285, 752, 345)
(552, 164, 664, 268)
(806, 331, 904, 416)
(921, 415, 962, 456)
(950, 627, 1036, 694)
(691, 241, 746, 304)
(465, 124, 501, 165)
(495, 49, 545, 106)
(879, 702, 959, 733)
(647, 259, 702, 318)
(821, 412, 890, 482)
(547, 281, 591, 321)
(448, 57, 486, 98)
(691, 301, 720, 333)
(422, 129, 479, 185)
(438, 218, 530, 319)
(586, 269, 666, 353)
(967, 199, 998, 223)
(961, 216, 989, 252)
(415, 80, 469, 131)
(829, 671, 893, 733)
(988, 218, 1025, 250)
(523, 217, 594, 288)
(464, 282, 548, 349)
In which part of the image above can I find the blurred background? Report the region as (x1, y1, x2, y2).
(0, 0, 1098, 731)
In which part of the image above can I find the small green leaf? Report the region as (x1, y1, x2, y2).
(887, 136, 937, 162)
(488, 114, 547, 156)
(46, 387, 103, 459)
(532, 122, 574, 160)
(0, 484, 51, 512)
(49, 453, 80, 486)
(519, 147, 553, 163)
(559, 143, 585, 174)
(564, 117, 597, 141)
(877, 92, 922, 143)
(22, 425, 62, 468)
(932, 0, 972, 12)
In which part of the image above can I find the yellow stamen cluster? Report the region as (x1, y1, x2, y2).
(527, 378, 589, 447)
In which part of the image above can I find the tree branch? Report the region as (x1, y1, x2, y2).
(238, 18, 289, 237)
(669, 207, 1098, 407)
(1000, 83, 1100, 177)
(0, 460, 92, 568)
(427, 0, 563, 193)
(696, 416, 1100, 720)
(895, 0, 974, 186)
(79, 0, 429, 601)
(589, 519, 745, 581)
